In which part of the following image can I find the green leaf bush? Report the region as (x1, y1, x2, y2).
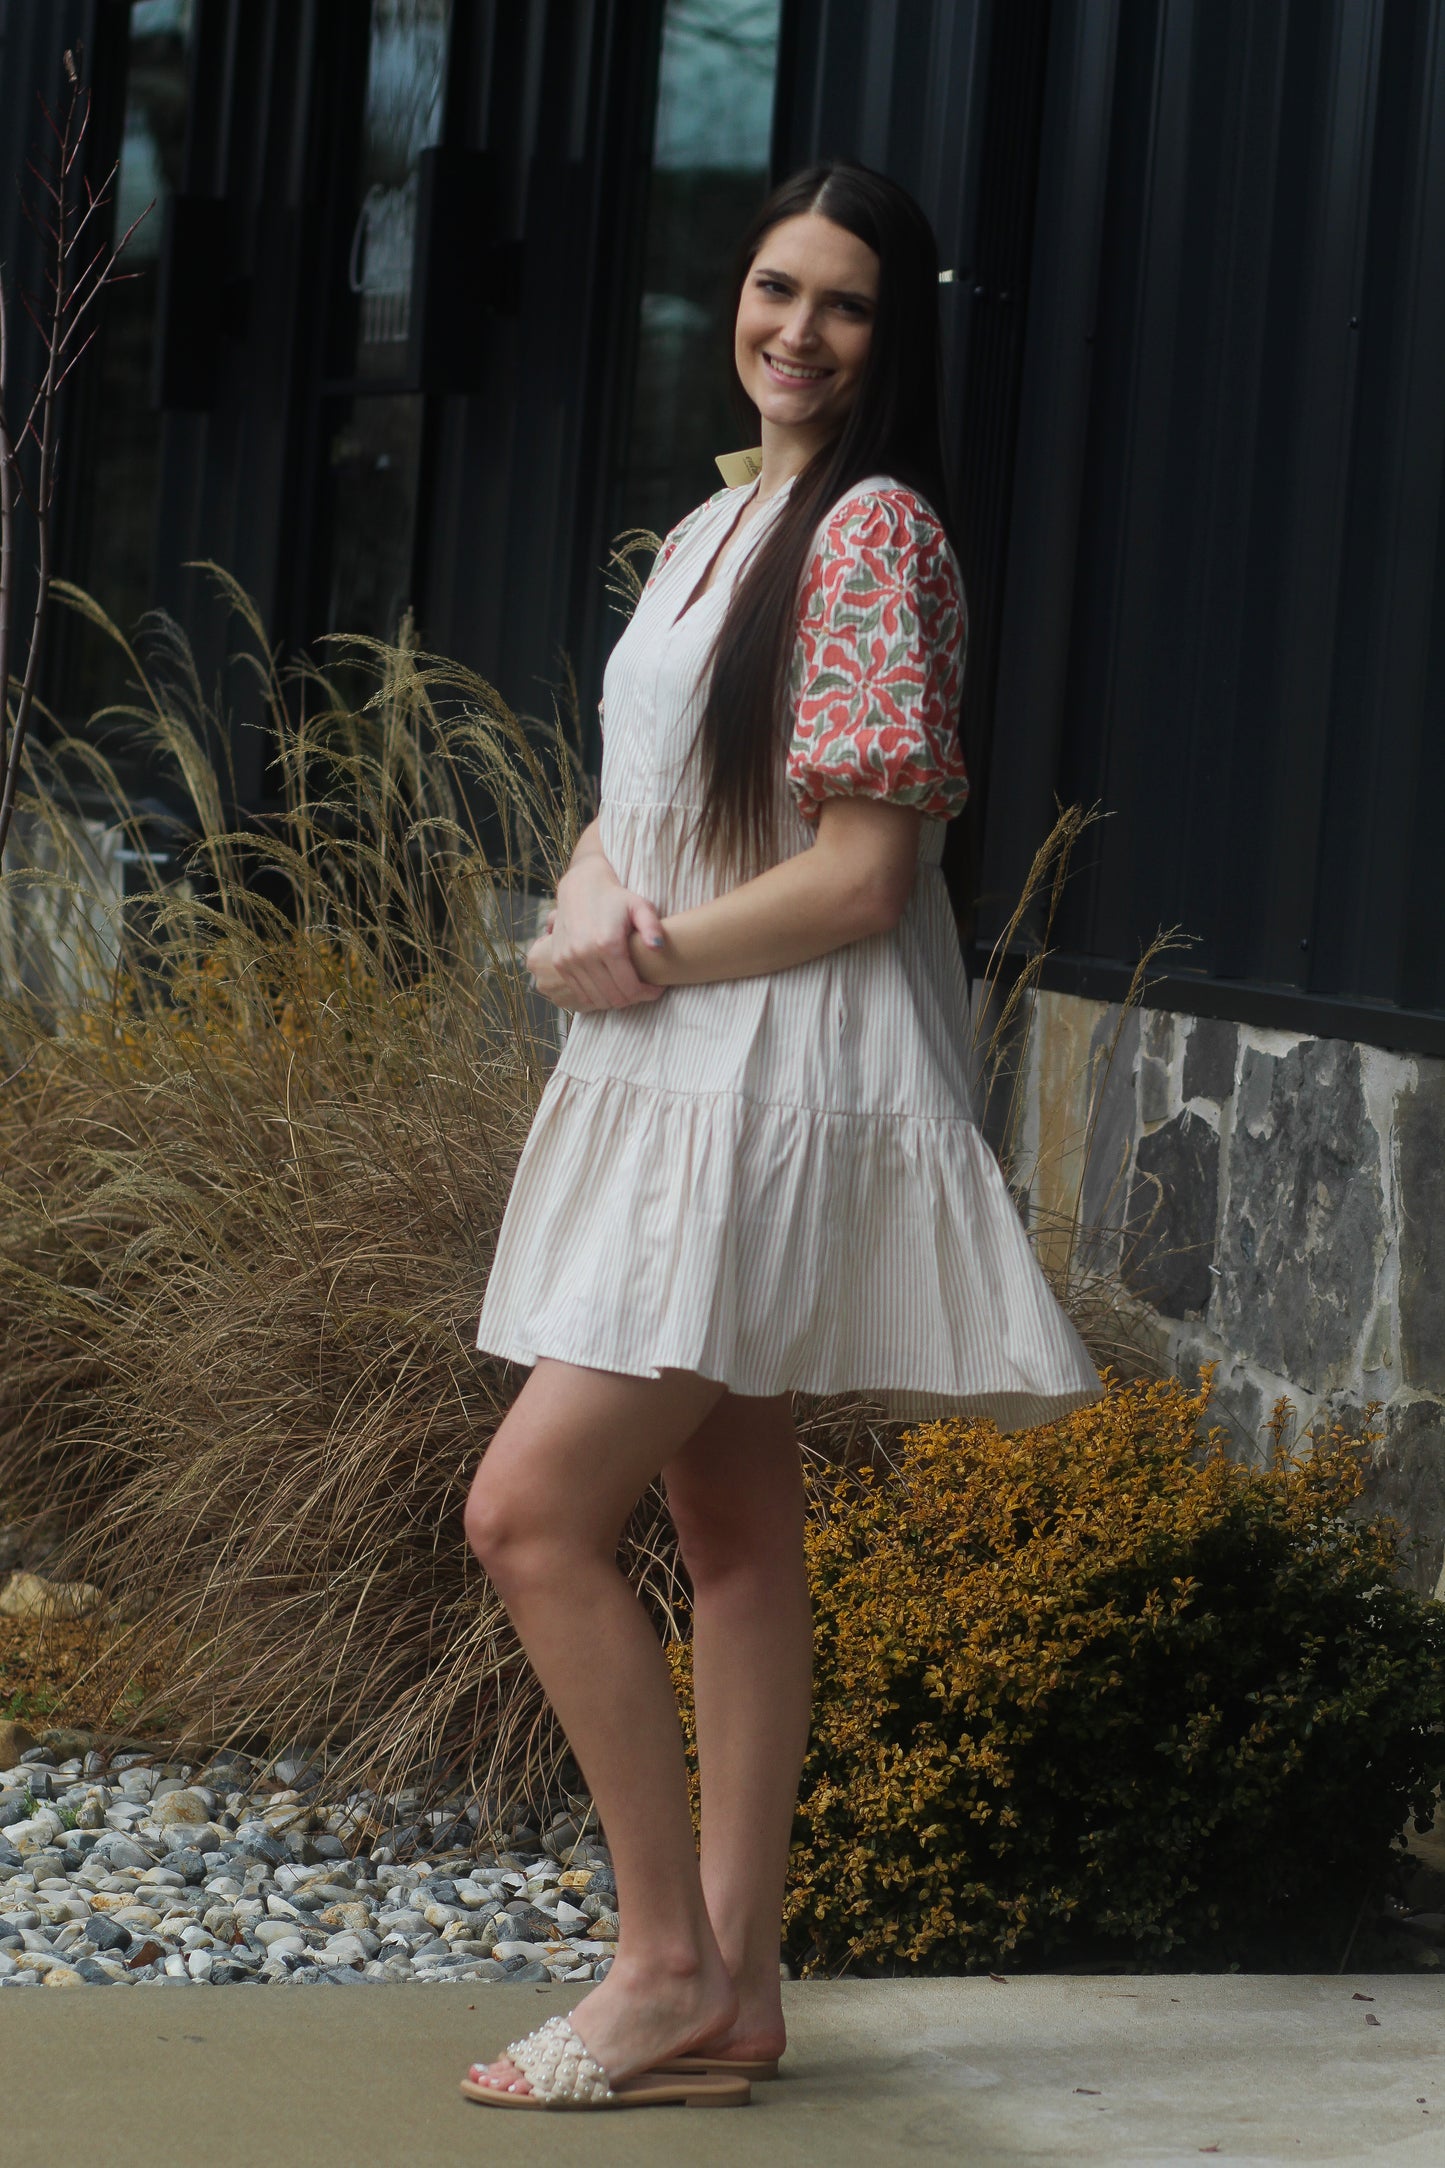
(676, 1375, 1445, 1971)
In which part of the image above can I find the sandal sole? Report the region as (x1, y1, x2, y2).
(657, 2056, 781, 2081)
(460, 2075, 751, 2110)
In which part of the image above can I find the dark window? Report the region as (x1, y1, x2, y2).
(315, 0, 451, 640)
(616, 0, 783, 545)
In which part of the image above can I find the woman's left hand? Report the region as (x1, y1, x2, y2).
(527, 926, 656, 1011)
(525, 929, 585, 1009)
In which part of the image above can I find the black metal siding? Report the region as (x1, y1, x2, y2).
(775, 0, 1050, 928)
(7, 0, 1444, 1052)
(981, 0, 1445, 1045)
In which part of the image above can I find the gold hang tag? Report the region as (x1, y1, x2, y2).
(714, 446, 764, 487)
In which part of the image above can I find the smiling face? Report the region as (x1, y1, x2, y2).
(734, 211, 880, 464)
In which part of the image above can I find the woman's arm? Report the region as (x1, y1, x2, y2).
(634, 798, 923, 984)
(527, 798, 922, 1007)
(544, 820, 666, 1009)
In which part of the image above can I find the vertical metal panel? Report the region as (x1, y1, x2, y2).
(776, 0, 1044, 927)
(977, 0, 1118, 895)
(423, 0, 666, 732)
(984, 0, 1445, 1035)
(1314, 0, 1445, 1015)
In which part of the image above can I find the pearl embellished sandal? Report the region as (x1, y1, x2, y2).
(460, 2014, 752, 2111)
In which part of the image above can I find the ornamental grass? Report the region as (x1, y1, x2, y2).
(1, 570, 1173, 1826)
(0, 574, 587, 1807)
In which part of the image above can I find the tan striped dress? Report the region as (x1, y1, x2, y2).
(477, 474, 1100, 1430)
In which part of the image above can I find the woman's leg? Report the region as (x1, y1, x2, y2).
(463, 1357, 736, 2088)
(663, 1390, 811, 2062)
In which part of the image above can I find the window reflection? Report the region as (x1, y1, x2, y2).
(323, 396, 426, 640)
(347, 0, 451, 381)
(317, 1, 451, 643)
(619, 0, 782, 544)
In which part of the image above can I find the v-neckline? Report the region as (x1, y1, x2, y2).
(673, 484, 760, 626)
(672, 475, 793, 626)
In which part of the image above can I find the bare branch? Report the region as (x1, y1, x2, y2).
(23, 158, 63, 210)
(1, 48, 150, 857)
(51, 323, 103, 397)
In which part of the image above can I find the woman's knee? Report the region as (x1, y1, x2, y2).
(463, 1461, 546, 1585)
(668, 1481, 801, 1590)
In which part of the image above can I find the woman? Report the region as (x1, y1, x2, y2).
(462, 161, 1099, 2112)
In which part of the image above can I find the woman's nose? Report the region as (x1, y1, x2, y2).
(779, 303, 820, 351)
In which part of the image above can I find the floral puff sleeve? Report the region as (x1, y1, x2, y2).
(788, 489, 969, 824)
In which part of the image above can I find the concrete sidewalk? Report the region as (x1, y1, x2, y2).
(3, 1974, 1440, 2165)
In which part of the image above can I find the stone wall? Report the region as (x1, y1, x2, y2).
(1005, 988, 1445, 1598)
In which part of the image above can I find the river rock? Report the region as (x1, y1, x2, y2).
(154, 1789, 211, 1827)
(504, 1902, 557, 1940)
(137, 1866, 185, 1889)
(91, 1838, 151, 1872)
(11, 1815, 65, 1856)
(38, 1728, 93, 1758)
(317, 1901, 372, 1935)
(0, 1720, 37, 1766)
(0, 1571, 103, 1621)
(83, 1915, 131, 1952)
(257, 1931, 308, 1961)
(320, 1931, 370, 1967)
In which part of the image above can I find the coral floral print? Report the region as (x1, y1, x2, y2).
(788, 488, 968, 824)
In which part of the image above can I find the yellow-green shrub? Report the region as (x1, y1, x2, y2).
(677, 1376, 1445, 1971)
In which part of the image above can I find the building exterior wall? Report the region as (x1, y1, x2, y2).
(1012, 986, 1445, 1599)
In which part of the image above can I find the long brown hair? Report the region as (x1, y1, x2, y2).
(692, 162, 953, 876)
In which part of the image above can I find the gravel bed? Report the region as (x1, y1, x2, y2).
(0, 1742, 617, 1989)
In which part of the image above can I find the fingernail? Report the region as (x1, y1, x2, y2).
(647, 934, 663, 948)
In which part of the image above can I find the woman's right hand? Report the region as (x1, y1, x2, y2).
(541, 848, 667, 1010)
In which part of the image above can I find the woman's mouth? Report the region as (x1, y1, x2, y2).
(762, 352, 832, 385)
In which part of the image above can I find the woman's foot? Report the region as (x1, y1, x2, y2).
(679, 1970, 787, 2066)
(466, 1948, 739, 2097)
